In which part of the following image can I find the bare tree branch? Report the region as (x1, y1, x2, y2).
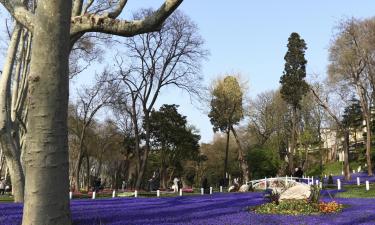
(310, 87, 341, 127)
(72, 0, 83, 17)
(0, 0, 35, 31)
(70, 0, 183, 37)
(81, 0, 94, 16)
(107, 0, 128, 19)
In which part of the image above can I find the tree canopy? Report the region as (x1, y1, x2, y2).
(208, 76, 244, 132)
(280, 32, 309, 109)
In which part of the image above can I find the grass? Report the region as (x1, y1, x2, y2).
(306, 161, 362, 177)
(323, 162, 344, 176)
(0, 195, 14, 202)
(336, 184, 375, 198)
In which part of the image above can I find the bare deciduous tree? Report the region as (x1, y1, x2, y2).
(71, 71, 114, 192)
(310, 84, 351, 181)
(112, 10, 206, 189)
(0, 0, 182, 223)
(328, 18, 374, 176)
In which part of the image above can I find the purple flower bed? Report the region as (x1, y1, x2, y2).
(1, 192, 375, 224)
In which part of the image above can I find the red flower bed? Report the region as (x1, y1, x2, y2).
(319, 201, 343, 213)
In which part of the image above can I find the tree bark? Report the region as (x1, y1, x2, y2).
(343, 130, 351, 181)
(288, 107, 297, 174)
(0, 23, 25, 203)
(129, 95, 142, 188)
(223, 128, 230, 184)
(135, 112, 151, 190)
(69, 0, 183, 38)
(365, 116, 373, 176)
(318, 124, 323, 172)
(73, 151, 84, 191)
(230, 126, 250, 183)
(304, 145, 308, 171)
(22, 0, 72, 224)
(0, 148, 4, 175)
(85, 154, 90, 191)
(5, 155, 24, 201)
(160, 147, 167, 189)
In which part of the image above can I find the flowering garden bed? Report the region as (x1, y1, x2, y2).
(1, 192, 375, 224)
(252, 199, 343, 215)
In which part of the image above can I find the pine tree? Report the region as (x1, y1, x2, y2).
(342, 98, 363, 130)
(279, 32, 309, 173)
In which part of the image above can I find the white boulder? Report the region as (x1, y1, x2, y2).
(279, 183, 311, 201)
(239, 184, 250, 192)
(228, 185, 236, 192)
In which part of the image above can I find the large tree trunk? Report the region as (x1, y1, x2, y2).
(230, 126, 250, 183)
(223, 128, 230, 185)
(288, 107, 297, 174)
(365, 116, 373, 176)
(160, 148, 167, 189)
(343, 129, 351, 181)
(356, 85, 373, 176)
(73, 121, 90, 191)
(5, 155, 24, 202)
(0, 148, 4, 175)
(303, 145, 308, 171)
(128, 95, 142, 189)
(136, 147, 149, 190)
(85, 154, 90, 191)
(318, 124, 323, 172)
(135, 112, 151, 190)
(0, 23, 25, 203)
(22, 0, 72, 224)
(160, 167, 167, 190)
(73, 152, 84, 191)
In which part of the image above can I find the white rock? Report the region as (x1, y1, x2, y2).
(239, 184, 250, 192)
(279, 184, 311, 201)
(267, 178, 295, 193)
(228, 186, 236, 192)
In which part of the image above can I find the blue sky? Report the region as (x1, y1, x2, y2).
(2, 1, 375, 143)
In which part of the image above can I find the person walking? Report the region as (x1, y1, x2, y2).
(173, 177, 179, 192)
(201, 177, 209, 194)
(294, 167, 303, 182)
(121, 181, 126, 192)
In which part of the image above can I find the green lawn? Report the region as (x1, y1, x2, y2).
(306, 161, 362, 177)
(336, 184, 375, 198)
(0, 195, 14, 203)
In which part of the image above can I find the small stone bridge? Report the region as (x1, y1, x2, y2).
(248, 176, 315, 191)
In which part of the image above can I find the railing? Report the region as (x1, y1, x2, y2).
(248, 176, 316, 190)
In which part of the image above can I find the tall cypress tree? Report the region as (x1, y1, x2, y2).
(279, 32, 309, 173)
